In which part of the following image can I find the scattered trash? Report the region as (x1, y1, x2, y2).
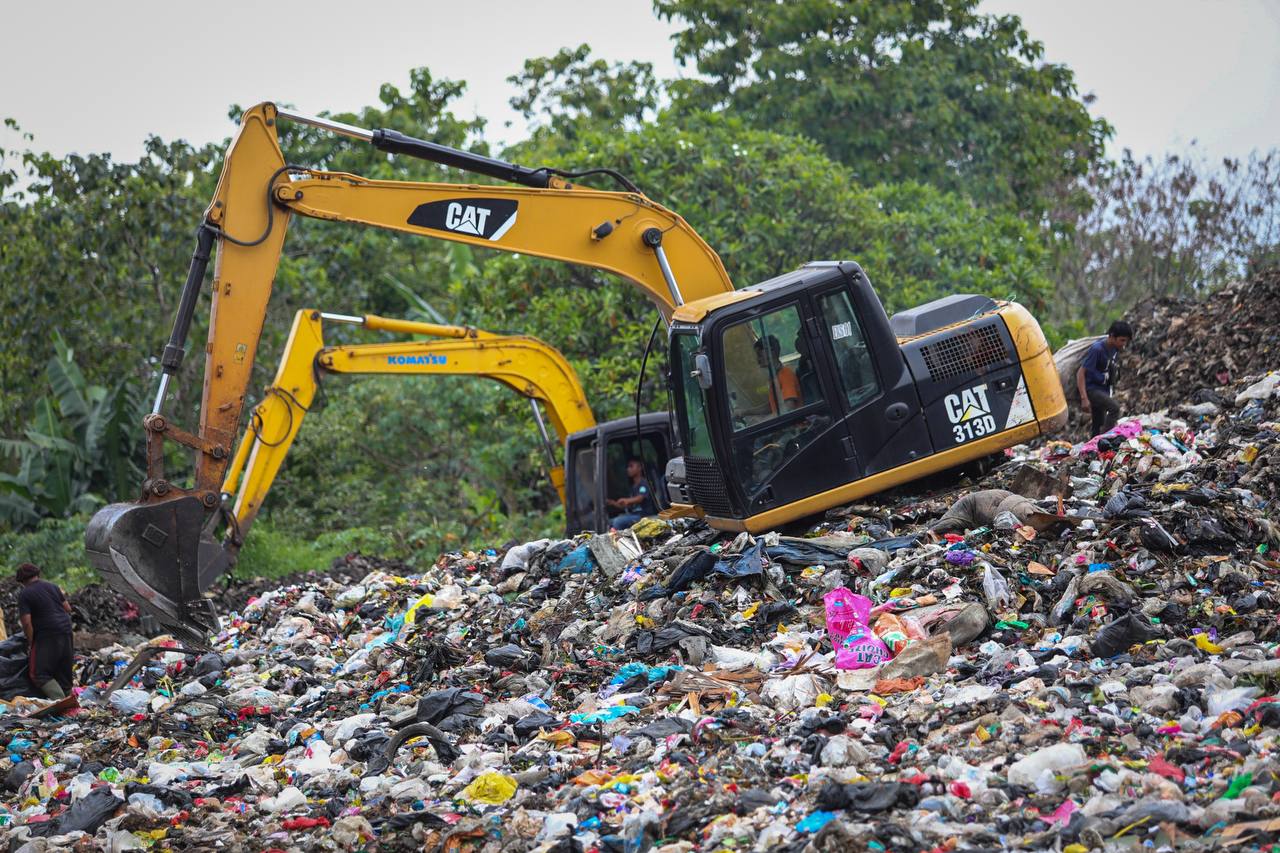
(1, 363, 1279, 850)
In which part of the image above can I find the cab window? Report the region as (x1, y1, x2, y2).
(722, 304, 809, 429)
(721, 303, 834, 498)
(604, 434, 667, 509)
(672, 332, 713, 458)
(565, 442, 597, 533)
(819, 290, 879, 409)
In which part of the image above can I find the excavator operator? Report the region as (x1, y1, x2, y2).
(607, 457, 656, 530)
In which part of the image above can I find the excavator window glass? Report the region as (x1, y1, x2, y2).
(723, 305, 808, 427)
(818, 290, 880, 409)
(720, 304, 836, 498)
(604, 435, 667, 506)
(567, 442, 598, 532)
(672, 333, 713, 459)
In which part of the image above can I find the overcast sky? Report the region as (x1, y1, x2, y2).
(2, 0, 1278, 167)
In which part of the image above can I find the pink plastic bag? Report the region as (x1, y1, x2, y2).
(824, 587, 892, 669)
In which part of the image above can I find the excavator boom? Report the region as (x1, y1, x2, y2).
(85, 103, 734, 640)
(220, 309, 596, 548)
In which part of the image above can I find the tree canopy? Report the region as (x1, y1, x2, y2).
(1, 5, 1274, 571)
(656, 0, 1111, 213)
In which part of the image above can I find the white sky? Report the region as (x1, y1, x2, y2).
(2, 0, 1278, 166)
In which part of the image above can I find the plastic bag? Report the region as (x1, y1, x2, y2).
(462, 772, 518, 804)
(108, 688, 151, 715)
(872, 612, 911, 655)
(982, 564, 1012, 611)
(824, 588, 891, 669)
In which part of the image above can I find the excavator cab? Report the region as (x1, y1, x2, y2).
(665, 262, 1065, 532)
(563, 412, 673, 535)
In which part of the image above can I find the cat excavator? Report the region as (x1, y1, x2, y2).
(86, 102, 1066, 641)
(217, 307, 676, 563)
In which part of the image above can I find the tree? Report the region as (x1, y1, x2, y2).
(1048, 147, 1280, 327)
(655, 0, 1110, 213)
(509, 44, 661, 139)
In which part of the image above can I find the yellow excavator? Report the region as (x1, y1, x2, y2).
(218, 307, 677, 563)
(86, 103, 1066, 639)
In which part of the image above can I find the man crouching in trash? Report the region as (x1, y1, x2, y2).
(15, 563, 74, 700)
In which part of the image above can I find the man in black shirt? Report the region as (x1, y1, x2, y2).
(608, 457, 657, 530)
(16, 563, 74, 700)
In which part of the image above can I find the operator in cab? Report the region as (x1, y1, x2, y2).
(608, 457, 657, 530)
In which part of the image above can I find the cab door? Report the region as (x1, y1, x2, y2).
(563, 435, 600, 534)
(716, 299, 860, 515)
(809, 285, 932, 477)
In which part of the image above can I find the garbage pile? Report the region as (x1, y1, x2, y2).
(1119, 268, 1280, 415)
(0, 371, 1277, 851)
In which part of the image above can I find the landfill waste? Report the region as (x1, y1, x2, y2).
(0, 366, 1278, 850)
(1118, 267, 1280, 414)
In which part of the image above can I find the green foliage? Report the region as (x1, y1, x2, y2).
(509, 44, 661, 138)
(0, 133, 218, 431)
(0, 515, 99, 592)
(259, 376, 562, 555)
(4, 14, 1272, 561)
(655, 0, 1110, 212)
(0, 334, 144, 528)
(233, 519, 348, 581)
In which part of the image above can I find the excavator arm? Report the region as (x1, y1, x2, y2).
(86, 102, 734, 639)
(220, 308, 596, 551)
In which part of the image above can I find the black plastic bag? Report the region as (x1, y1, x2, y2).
(1091, 611, 1162, 658)
(30, 787, 123, 837)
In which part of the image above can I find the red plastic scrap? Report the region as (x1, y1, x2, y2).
(1148, 753, 1186, 783)
(281, 816, 331, 830)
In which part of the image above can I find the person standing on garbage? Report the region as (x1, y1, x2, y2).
(1076, 321, 1133, 437)
(607, 457, 657, 530)
(15, 563, 74, 700)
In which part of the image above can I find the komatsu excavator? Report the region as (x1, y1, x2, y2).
(218, 308, 676, 563)
(86, 102, 1066, 641)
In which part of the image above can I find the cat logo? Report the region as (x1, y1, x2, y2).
(943, 383, 998, 444)
(944, 383, 991, 423)
(444, 203, 491, 236)
(406, 198, 519, 242)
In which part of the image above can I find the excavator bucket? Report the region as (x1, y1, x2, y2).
(84, 496, 226, 645)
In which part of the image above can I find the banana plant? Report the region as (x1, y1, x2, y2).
(0, 333, 144, 529)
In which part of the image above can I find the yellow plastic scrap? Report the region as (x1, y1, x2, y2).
(537, 730, 575, 747)
(462, 772, 518, 805)
(815, 693, 834, 708)
(403, 592, 435, 626)
(630, 517, 670, 539)
(741, 602, 761, 619)
(889, 587, 913, 598)
(1193, 634, 1224, 654)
